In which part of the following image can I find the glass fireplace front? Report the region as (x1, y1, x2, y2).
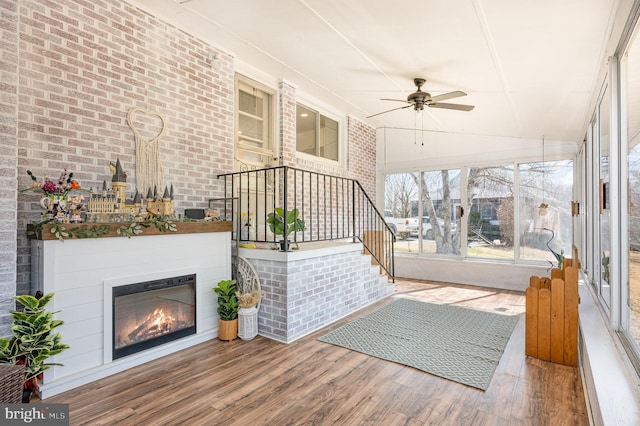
(112, 273, 196, 360)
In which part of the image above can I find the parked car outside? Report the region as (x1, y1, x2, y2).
(384, 210, 412, 239)
(408, 216, 456, 239)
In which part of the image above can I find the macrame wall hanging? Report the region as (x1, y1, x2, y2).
(126, 107, 166, 196)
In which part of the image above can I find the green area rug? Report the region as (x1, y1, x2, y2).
(318, 298, 519, 390)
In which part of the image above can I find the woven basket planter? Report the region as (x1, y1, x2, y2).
(0, 365, 25, 403)
(238, 306, 258, 340)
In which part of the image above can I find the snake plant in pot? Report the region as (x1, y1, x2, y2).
(0, 292, 69, 402)
(266, 207, 306, 251)
(214, 279, 239, 341)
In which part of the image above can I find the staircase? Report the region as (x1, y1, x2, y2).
(217, 166, 395, 281)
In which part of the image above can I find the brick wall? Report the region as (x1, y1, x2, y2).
(14, 0, 235, 296)
(279, 83, 377, 205)
(0, 0, 19, 336)
(347, 115, 377, 200)
(279, 80, 297, 166)
(245, 246, 392, 343)
(5, 0, 379, 329)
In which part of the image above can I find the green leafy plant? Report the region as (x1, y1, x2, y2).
(117, 221, 143, 238)
(213, 279, 238, 321)
(27, 214, 177, 241)
(0, 293, 70, 395)
(266, 208, 306, 239)
(557, 249, 565, 269)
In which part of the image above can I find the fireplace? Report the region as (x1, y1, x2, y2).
(112, 273, 196, 360)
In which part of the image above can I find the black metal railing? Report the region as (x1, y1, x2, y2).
(216, 166, 394, 280)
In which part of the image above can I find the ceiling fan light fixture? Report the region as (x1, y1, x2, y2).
(367, 77, 475, 118)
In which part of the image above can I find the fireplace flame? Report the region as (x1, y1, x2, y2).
(124, 308, 179, 345)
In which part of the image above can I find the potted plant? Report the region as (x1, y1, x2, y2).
(0, 292, 70, 402)
(213, 279, 239, 341)
(266, 207, 306, 251)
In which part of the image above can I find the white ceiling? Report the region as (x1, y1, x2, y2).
(134, 0, 619, 146)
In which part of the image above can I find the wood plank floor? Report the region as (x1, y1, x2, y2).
(44, 278, 589, 425)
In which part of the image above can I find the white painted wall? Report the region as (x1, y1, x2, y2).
(396, 255, 549, 292)
(376, 127, 579, 175)
(32, 231, 231, 398)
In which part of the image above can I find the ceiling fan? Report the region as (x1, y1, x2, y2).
(367, 78, 474, 118)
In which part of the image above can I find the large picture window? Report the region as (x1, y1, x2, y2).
(384, 171, 461, 255)
(384, 163, 572, 261)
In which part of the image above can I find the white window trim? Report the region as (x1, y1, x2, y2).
(295, 96, 346, 169)
(384, 159, 574, 266)
(234, 73, 278, 170)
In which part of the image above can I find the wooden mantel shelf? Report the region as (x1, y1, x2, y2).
(27, 220, 232, 240)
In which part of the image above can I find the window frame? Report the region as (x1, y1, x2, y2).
(384, 159, 573, 264)
(234, 74, 277, 170)
(295, 101, 345, 167)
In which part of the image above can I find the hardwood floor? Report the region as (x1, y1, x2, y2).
(44, 278, 589, 425)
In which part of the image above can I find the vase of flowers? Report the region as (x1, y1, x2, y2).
(22, 169, 82, 222)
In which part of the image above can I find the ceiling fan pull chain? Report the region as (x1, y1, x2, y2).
(421, 111, 425, 146)
(414, 110, 418, 145)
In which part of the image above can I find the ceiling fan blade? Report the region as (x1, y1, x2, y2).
(366, 104, 413, 118)
(428, 102, 475, 111)
(380, 98, 411, 103)
(429, 90, 467, 102)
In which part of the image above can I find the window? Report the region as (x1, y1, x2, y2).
(467, 165, 515, 260)
(519, 160, 574, 265)
(416, 170, 461, 255)
(622, 15, 640, 370)
(235, 76, 276, 169)
(296, 104, 339, 161)
(384, 172, 418, 253)
(383, 163, 572, 262)
(599, 84, 612, 309)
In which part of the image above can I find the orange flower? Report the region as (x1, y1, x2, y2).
(71, 180, 81, 189)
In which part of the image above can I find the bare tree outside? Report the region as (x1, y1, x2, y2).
(384, 162, 571, 261)
(415, 170, 460, 255)
(385, 173, 417, 217)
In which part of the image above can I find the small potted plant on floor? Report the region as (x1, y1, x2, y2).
(266, 207, 306, 251)
(0, 292, 70, 402)
(214, 279, 239, 341)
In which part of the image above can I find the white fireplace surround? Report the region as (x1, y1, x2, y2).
(31, 230, 231, 398)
